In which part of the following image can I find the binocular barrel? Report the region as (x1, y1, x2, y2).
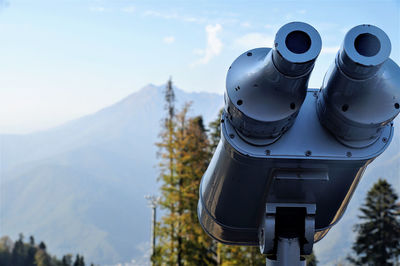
(317, 24, 400, 147)
(225, 22, 321, 142)
(198, 21, 400, 252)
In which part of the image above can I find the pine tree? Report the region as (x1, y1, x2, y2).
(0, 234, 89, 266)
(174, 104, 188, 266)
(38, 241, 47, 251)
(62, 254, 73, 266)
(176, 114, 215, 264)
(73, 254, 86, 266)
(155, 78, 179, 265)
(29, 236, 35, 246)
(155, 79, 216, 265)
(34, 249, 51, 266)
(73, 254, 80, 266)
(348, 178, 400, 265)
(26, 236, 37, 266)
(11, 234, 27, 266)
(0, 236, 13, 266)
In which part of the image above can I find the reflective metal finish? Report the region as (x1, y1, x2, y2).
(317, 25, 400, 146)
(225, 22, 321, 140)
(198, 90, 392, 245)
(198, 22, 400, 250)
(266, 238, 306, 266)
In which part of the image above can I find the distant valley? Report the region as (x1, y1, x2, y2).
(1, 84, 399, 265)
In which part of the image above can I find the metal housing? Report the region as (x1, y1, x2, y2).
(198, 90, 393, 245)
(198, 22, 400, 251)
(225, 22, 321, 141)
(317, 25, 400, 147)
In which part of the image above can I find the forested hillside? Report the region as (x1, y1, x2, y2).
(0, 234, 90, 266)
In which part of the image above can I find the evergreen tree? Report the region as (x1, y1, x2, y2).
(62, 254, 73, 266)
(73, 254, 84, 266)
(0, 234, 90, 266)
(155, 105, 215, 264)
(11, 234, 27, 266)
(217, 245, 265, 266)
(348, 178, 400, 265)
(34, 249, 51, 266)
(29, 236, 35, 246)
(0, 236, 13, 266)
(175, 114, 215, 265)
(39, 241, 47, 251)
(26, 236, 37, 266)
(155, 78, 178, 264)
(74, 255, 79, 266)
(155, 79, 216, 265)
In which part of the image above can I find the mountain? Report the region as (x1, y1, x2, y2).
(0, 83, 399, 265)
(0, 84, 223, 265)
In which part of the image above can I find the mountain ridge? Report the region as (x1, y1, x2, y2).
(1, 84, 399, 265)
(0, 83, 223, 265)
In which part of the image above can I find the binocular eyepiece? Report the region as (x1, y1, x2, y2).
(225, 22, 321, 144)
(317, 24, 400, 147)
(225, 21, 400, 147)
(198, 21, 400, 259)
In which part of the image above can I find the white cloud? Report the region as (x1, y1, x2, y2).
(297, 9, 307, 14)
(122, 5, 135, 13)
(143, 10, 178, 20)
(182, 16, 206, 23)
(321, 46, 340, 54)
(191, 24, 223, 66)
(89, 6, 105, 12)
(143, 10, 160, 17)
(285, 13, 294, 20)
(143, 10, 206, 24)
(234, 33, 274, 51)
(163, 36, 175, 44)
(193, 49, 204, 56)
(240, 22, 251, 28)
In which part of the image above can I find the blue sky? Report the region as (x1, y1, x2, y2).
(0, 0, 399, 133)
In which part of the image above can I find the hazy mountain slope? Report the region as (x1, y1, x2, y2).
(0, 84, 223, 265)
(1, 84, 222, 174)
(1, 83, 399, 265)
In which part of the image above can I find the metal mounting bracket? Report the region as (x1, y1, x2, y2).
(259, 203, 316, 265)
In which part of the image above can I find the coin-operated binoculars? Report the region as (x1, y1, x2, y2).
(198, 21, 400, 265)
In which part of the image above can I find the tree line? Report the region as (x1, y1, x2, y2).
(0, 234, 92, 266)
(153, 79, 317, 265)
(154, 79, 400, 265)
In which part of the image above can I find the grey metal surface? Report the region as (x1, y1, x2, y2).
(224, 91, 392, 159)
(259, 203, 315, 255)
(266, 238, 306, 266)
(317, 24, 400, 145)
(198, 90, 391, 246)
(225, 22, 321, 140)
(272, 22, 322, 77)
(197, 21, 400, 257)
(338, 24, 391, 79)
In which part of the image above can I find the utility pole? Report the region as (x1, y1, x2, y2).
(145, 195, 159, 265)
